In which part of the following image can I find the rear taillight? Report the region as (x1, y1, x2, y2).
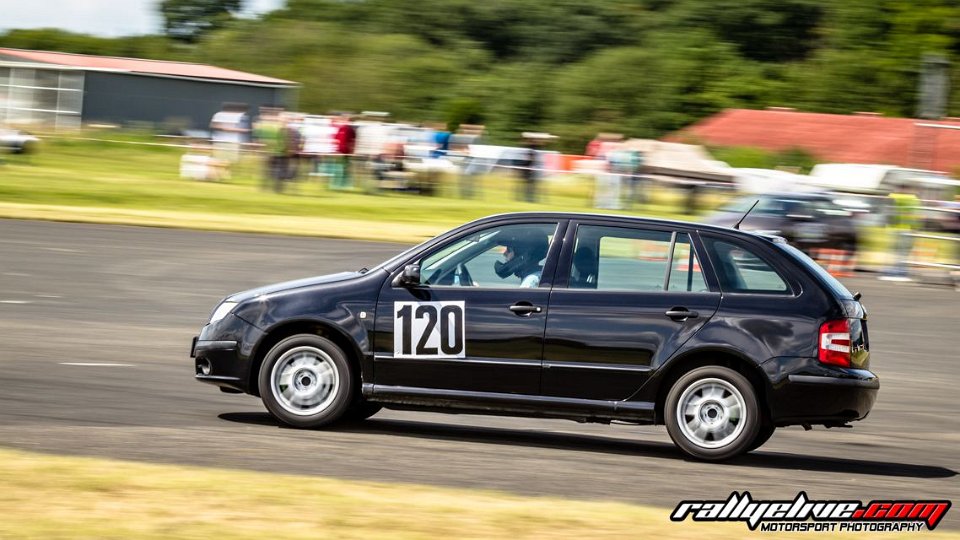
(819, 319, 851, 367)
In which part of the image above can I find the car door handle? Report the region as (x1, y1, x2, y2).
(665, 308, 699, 321)
(509, 302, 542, 315)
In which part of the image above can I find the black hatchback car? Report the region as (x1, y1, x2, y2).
(192, 212, 878, 461)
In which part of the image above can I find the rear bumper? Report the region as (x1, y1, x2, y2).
(762, 357, 878, 426)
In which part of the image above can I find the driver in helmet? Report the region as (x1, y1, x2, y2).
(494, 229, 549, 287)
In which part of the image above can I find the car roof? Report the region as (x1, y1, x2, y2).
(467, 211, 782, 242)
(378, 211, 787, 273)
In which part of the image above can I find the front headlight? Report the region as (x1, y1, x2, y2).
(209, 301, 238, 324)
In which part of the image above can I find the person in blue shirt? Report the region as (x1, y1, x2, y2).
(431, 127, 451, 158)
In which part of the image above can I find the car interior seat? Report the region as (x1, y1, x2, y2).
(571, 245, 598, 288)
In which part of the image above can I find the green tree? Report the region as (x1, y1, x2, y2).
(160, 0, 242, 43)
(661, 0, 825, 62)
(282, 0, 644, 64)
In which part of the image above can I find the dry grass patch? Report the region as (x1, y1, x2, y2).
(0, 448, 954, 539)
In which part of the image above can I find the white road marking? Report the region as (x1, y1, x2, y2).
(59, 362, 135, 367)
(35, 294, 62, 298)
(2, 272, 30, 277)
(43, 247, 82, 253)
(0, 300, 31, 304)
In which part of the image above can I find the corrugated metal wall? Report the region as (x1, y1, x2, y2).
(82, 72, 295, 131)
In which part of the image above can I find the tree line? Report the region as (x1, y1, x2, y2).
(3, 0, 960, 151)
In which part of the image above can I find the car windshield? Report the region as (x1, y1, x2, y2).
(421, 229, 501, 274)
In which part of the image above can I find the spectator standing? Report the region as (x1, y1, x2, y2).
(453, 124, 484, 199)
(628, 149, 647, 206)
(609, 147, 644, 208)
(210, 103, 250, 166)
(332, 115, 356, 190)
(589, 134, 624, 209)
(879, 185, 920, 282)
(518, 140, 538, 203)
(253, 107, 286, 192)
(281, 113, 304, 189)
(432, 125, 451, 158)
(585, 134, 604, 159)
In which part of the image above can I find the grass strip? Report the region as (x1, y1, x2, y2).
(0, 447, 954, 539)
(0, 136, 700, 243)
(0, 202, 445, 243)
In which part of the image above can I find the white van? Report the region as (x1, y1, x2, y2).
(806, 163, 958, 199)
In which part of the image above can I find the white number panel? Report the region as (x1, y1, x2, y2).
(394, 301, 466, 358)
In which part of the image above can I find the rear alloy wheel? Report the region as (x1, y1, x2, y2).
(258, 334, 354, 428)
(665, 366, 760, 461)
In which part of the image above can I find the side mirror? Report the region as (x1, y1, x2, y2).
(392, 264, 421, 288)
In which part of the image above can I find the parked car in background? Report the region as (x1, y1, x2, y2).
(705, 193, 859, 254)
(0, 128, 39, 154)
(805, 164, 959, 201)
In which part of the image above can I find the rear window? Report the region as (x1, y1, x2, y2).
(776, 243, 853, 299)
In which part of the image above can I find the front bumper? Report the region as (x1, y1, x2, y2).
(762, 356, 879, 426)
(191, 314, 264, 394)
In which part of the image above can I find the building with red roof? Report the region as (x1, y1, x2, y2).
(0, 48, 297, 130)
(672, 108, 960, 174)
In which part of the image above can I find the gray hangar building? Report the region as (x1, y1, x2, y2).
(0, 47, 297, 130)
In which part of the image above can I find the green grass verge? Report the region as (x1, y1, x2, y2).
(0, 136, 723, 243)
(0, 447, 953, 539)
(5, 135, 931, 268)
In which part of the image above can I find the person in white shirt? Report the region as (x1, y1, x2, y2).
(210, 103, 250, 164)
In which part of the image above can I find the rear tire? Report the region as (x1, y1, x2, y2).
(258, 334, 354, 428)
(665, 366, 760, 461)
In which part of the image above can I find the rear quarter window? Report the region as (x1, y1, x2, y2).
(776, 243, 853, 299)
(702, 237, 790, 294)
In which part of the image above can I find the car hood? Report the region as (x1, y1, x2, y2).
(227, 272, 361, 303)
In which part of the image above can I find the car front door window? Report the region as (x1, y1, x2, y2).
(419, 223, 557, 288)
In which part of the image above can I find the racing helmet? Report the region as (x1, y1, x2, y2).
(494, 228, 549, 279)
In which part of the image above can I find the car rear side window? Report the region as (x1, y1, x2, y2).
(702, 237, 789, 294)
(569, 226, 707, 292)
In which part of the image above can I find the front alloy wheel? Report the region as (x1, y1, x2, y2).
(259, 334, 354, 428)
(665, 366, 760, 461)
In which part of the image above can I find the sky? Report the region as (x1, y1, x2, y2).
(0, 0, 285, 37)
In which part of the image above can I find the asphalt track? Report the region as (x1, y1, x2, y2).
(1, 219, 957, 527)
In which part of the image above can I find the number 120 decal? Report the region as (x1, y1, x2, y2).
(394, 301, 466, 358)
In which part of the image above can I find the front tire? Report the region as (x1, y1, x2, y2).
(665, 366, 760, 461)
(258, 334, 354, 428)
(343, 400, 382, 422)
(749, 422, 776, 452)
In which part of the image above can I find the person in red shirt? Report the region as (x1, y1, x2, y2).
(332, 115, 356, 189)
